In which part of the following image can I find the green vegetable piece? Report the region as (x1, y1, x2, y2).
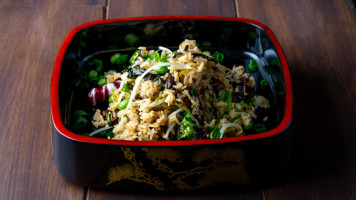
(108, 95, 113, 103)
(243, 121, 254, 130)
(106, 70, 117, 75)
(73, 117, 88, 129)
(154, 65, 169, 74)
(249, 59, 258, 72)
(150, 51, 160, 61)
(225, 92, 232, 111)
(110, 53, 128, 65)
(82, 133, 89, 136)
(158, 54, 169, 62)
(202, 41, 212, 47)
(123, 82, 131, 92)
(88, 58, 103, 72)
(88, 70, 98, 79)
(74, 110, 89, 121)
(129, 50, 140, 64)
(108, 113, 112, 125)
(254, 123, 266, 133)
(210, 128, 221, 139)
(81, 30, 88, 38)
(124, 33, 139, 46)
(75, 79, 89, 88)
(212, 51, 224, 63)
(217, 89, 226, 102)
(230, 114, 242, 123)
(190, 88, 199, 96)
(98, 78, 107, 87)
(271, 59, 280, 67)
(119, 99, 129, 110)
(260, 79, 268, 87)
(80, 41, 87, 48)
(179, 112, 196, 139)
(79, 70, 87, 80)
(249, 31, 256, 39)
(106, 131, 115, 137)
(202, 51, 211, 56)
(210, 121, 221, 139)
(273, 82, 285, 90)
(79, 82, 89, 88)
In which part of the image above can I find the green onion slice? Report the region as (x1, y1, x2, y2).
(254, 123, 266, 133)
(230, 114, 242, 123)
(249, 59, 258, 72)
(190, 88, 199, 96)
(243, 121, 254, 130)
(88, 70, 98, 79)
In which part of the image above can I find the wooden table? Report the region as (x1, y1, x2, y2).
(1, 0, 355, 199)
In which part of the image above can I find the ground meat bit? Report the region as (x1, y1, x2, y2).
(165, 73, 175, 89)
(211, 78, 225, 94)
(192, 53, 218, 63)
(234, 83, 245, 101)
(184, 45, 189, 51)
(135, 94, 142, 100)
(177, 111, 185, 122)
(173, 52, 183, 58)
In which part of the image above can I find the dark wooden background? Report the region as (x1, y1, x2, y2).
(0, 0, 355, 199)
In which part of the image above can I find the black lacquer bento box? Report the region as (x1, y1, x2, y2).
(51, 16, 293, 192)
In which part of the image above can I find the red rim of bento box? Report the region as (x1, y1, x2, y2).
(51, 16, 292, 146)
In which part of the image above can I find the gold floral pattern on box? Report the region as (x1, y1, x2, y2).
(106, 147, 249, 190)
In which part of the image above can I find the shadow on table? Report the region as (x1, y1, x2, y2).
(284, 65, 351, 186)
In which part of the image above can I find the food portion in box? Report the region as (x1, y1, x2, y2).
(72, 40, 271, 141)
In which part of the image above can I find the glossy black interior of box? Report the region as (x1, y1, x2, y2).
(59, 19, 286, 133)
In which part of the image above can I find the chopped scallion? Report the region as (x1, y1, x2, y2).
(212, 51, 224, 63)
(190, 88, 199, 96)
(260, 79, 268, 87)
(249, 59, 258, 72)
(124, 33, 139, 46)
(243, 121, 254, 130)
(73, 117, 88, 129)
(98, 78, 107, 87)
(202, 41, 212, 47)
(74, 110, 89, 120)
(88, 70, 98, 79)
(225, 92, 232, 111)
(254, 124, 266, 133)
(230, 114, 242, 123)
(129, 50, 140, 64)
(217, 89, 226, 102)
(79, 70, 87, 80)
(110, 53, 128, 65)
(123, 82, 131, 92)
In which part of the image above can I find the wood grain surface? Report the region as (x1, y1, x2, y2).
(236, 0, 356, 199)
(0, 0, 355, 199)
(0, 4, 103, 200)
